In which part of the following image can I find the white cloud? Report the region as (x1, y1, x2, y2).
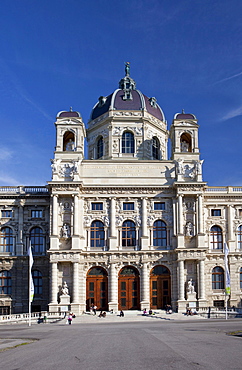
(221, 105, 242, 121)
(0, 173, 19, 186)
(0, 147, 13, 160)
(214, 71, 242, 85)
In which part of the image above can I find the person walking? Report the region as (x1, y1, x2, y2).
(68, 313, 73, 325)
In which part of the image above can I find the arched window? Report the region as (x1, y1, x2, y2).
(210, 226, 223, 249)
(152, 137, 160, 159)
(212, 267, 224, 289)
(0, 227, 13, 253)
(240, 267, 242, 289)
(238, 225, 242, 249)
(122, 220, 136, 247)
(90, 221, 105, 248)
(32, 270, 42, 295)
(30, 227, 44, 255)
(153, 220, 167, 247)
(180, 132, 191, 152)
(122, 131, 134, 154)
(97, 137, 103, 159)
(63, 131, 75, 151)
(0, 271, 11, 294)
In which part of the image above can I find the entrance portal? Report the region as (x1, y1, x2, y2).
(118, 266, 140, 310)
(150, 265, 171, 309)
(86, 267, 108, 311)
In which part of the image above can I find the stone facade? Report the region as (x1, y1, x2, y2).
(0, 66, 242, 314)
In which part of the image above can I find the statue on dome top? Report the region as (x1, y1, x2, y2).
(125, 62, 130, 76)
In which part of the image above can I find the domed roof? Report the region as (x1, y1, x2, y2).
(174, 110, 196, 120)
(57, 108, 81, 118)
(90, 63, 165, 122)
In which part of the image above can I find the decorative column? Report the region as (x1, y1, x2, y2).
(142, 198, 147, 237)
(172, 198, 177, 236)
(72, 262, 79, 303)
(16, 201, 24, 255)
(52, 194, 58, 236)
(50, 262, 58, 304)
(108, 263, 118, 311)
(110, 198, 116, 237)
(109, 198, 117, 250)
(198, 259, 205, 300)
(74, 195, 79, 236)
(227, 205, 233, 242)
(178, 194, 183, 234)
(140, 262, 150, 310)
(178, 260, 185, 301)
(197, 195, 203, 234)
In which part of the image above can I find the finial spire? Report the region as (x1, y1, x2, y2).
(182, 109, 185, 114)
(125, 62, 130, 77)
(70, 107, 73, 112)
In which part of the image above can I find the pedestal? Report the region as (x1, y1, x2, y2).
(186, 292, 197, 308)
(59, 294, 71, 313)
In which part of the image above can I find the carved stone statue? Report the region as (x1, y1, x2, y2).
(175, 158, 183, 175)
(61, 281, 69, 295)
(187, 279, 195, 294)
(125, 62, 130, 76)
(61, 223, 70, 238)
(181, 140, 189, 152)
(65, 139, 75, 151)
(185, 222, 194, 237)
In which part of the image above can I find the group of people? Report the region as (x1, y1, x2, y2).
(166, 305, 172, 314)
(186, 308, 198, 316)
(90, 303, 97, 315)
(67, 312, 75, 325)
(142, 309, 154, 316)
(98, 311, 107, 318)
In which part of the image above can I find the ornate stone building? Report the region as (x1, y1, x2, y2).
(0, 65, 242, 314)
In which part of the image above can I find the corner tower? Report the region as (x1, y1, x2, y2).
(87, 63, 169, 161)
(51, 109, 86, 182)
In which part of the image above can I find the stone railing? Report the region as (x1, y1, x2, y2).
(205, 186, 242, 193)
(0, 186, 49, 195)
(0, 311, 64, 324)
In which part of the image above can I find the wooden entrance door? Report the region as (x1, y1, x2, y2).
(150, 265, 171, 309)
(118, 266, 140, 310)
(86, 267, 108, 311)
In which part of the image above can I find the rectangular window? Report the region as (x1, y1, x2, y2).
(1, 210, 12, 218)
(91, 203, 103, 211)
(213, 300, 224, 308)
(123, 202, 134, 211)
(154, 202, 165, 210)
(239, 209, 242, 217)
(211, 209, 221, 217)
(31, 210, 43, 218)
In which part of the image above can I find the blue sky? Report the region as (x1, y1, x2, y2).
(0, 0, 242, 186)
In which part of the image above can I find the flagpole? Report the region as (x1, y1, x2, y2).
(28, 243, 34, 327)
(224, 242, 230, 321)
(29, 245, 31, 327)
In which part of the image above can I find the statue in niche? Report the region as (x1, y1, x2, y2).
(187, 279, 195, 294)
(61, 223, 70, 238)
(194, 160, 204, 175)
(61, 281, 69, 295)
(175, 158, 183, 175)
(185, 222, 194, 237)
(181, 140, 189, 152)
(65, 139, 75, 151)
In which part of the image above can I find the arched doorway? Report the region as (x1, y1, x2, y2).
(118, 266, 140, 310)
(150, 265, 171, 309)
(86, 267, 108, 311)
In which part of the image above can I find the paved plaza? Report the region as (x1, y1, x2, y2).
(0, 313, 241, 370)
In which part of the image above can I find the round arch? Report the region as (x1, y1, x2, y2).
(86, 266, 108, 312)
(150, 265, 171, 309)
(118, 265, 140, 310)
